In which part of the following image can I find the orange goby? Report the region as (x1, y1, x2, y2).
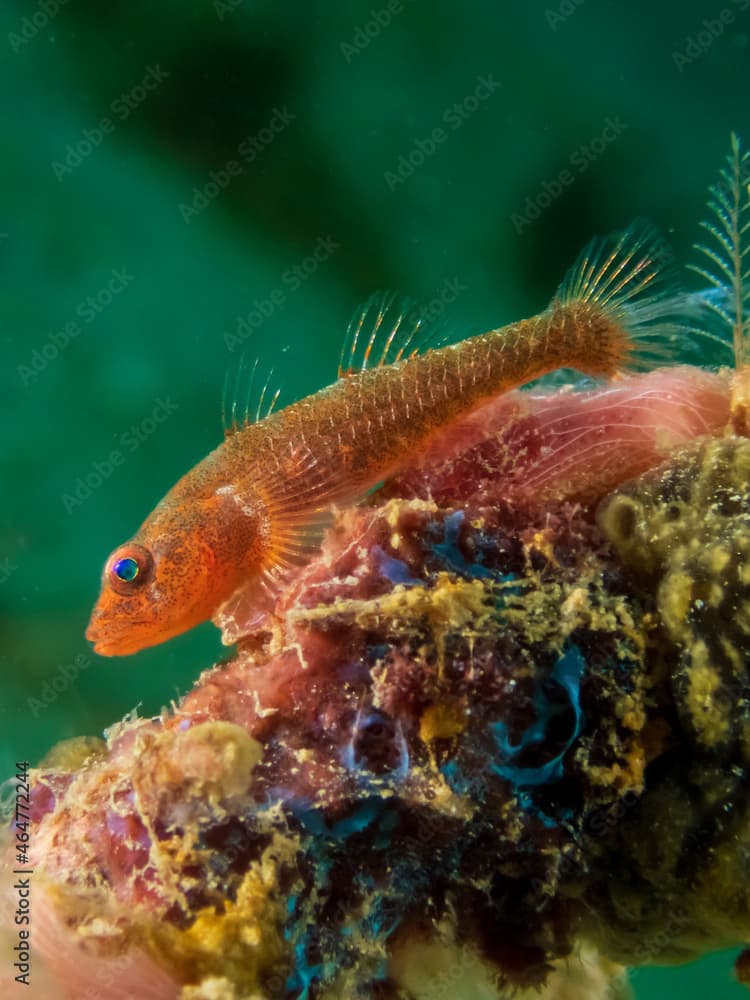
(86, 226, 688, 655)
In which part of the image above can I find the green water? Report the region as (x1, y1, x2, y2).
(1, 0, 748, 995)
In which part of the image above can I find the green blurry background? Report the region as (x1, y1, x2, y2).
(1, 0, 748, 995)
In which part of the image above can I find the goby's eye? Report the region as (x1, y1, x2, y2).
(107, 544, 153, 595)
(113, 557, 139, 581)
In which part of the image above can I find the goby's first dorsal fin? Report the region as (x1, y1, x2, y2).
(222, 354, 283, 438)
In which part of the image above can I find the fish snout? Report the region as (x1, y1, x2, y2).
(85, 608, 117, 655)
(86, 606, 153, 657)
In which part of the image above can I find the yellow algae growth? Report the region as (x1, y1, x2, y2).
(149, 839, 293, 996)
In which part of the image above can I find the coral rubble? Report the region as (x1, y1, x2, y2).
(4, 363, 749, 998)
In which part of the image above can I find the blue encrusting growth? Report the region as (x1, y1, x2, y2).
(491, 645, 586, 787)
(431, 510, 494, 578)
(295, 798, 388, 840)
(373, 545, 420, 586)
(284, 799, 408, 998)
